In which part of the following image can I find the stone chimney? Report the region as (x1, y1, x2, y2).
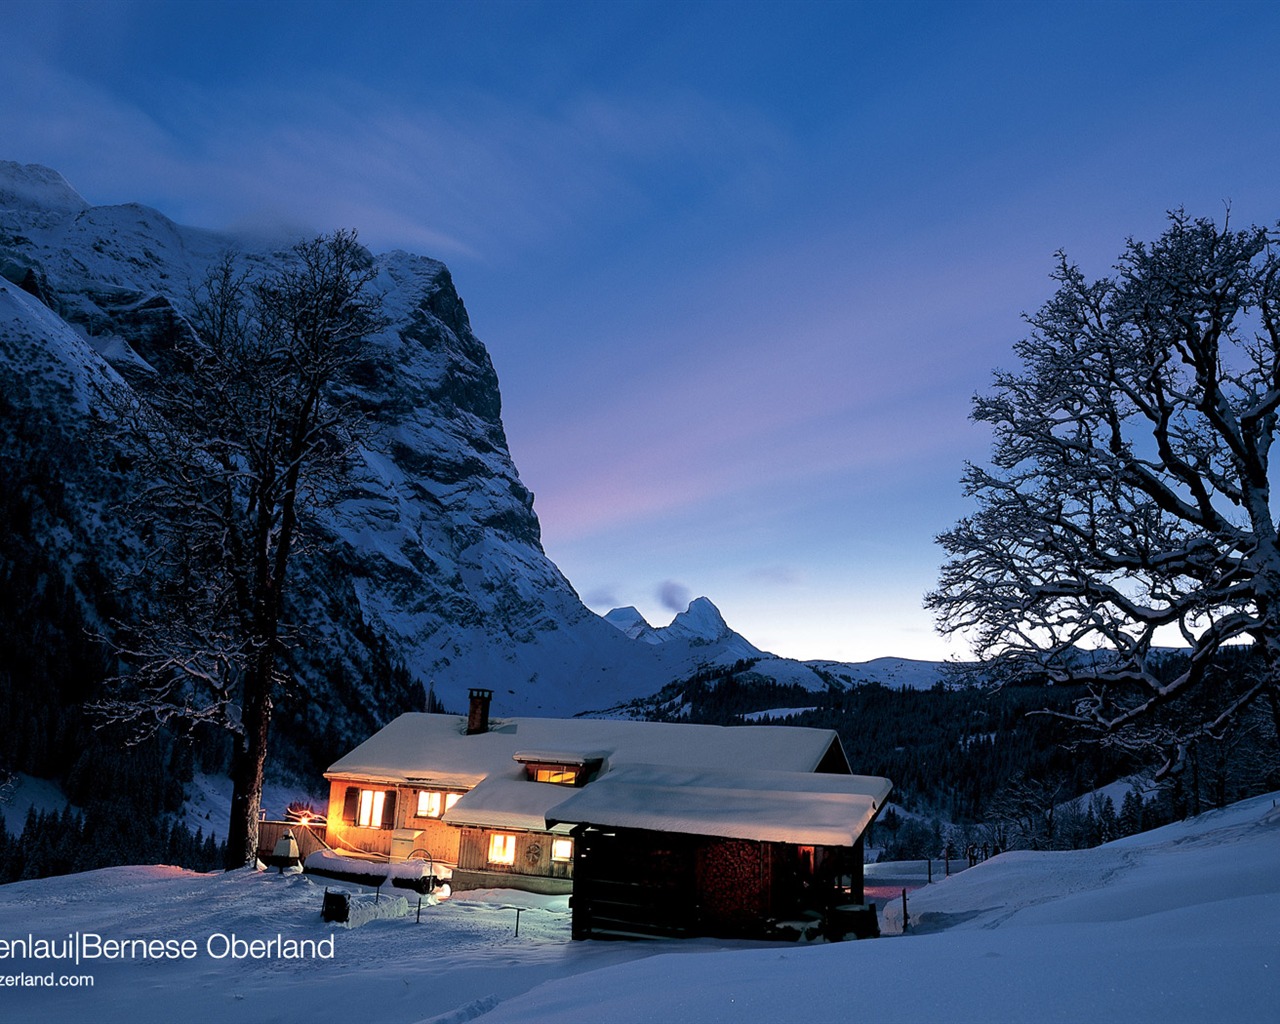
(466, 688, 493, 735)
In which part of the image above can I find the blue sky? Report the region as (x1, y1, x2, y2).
(6, 0, 1280, 661)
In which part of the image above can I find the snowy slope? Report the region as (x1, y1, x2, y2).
(803, 655, 947, 689)
(0, 792, 1274, 1023)
(0, 774, 82, 835)
(602, 606, 664, 644)
(476, 791, 1280, 1023)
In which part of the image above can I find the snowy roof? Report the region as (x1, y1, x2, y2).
(441, 768, 573, 833)
(545, 764, 892, 846)
(512, 750, 607, 766)
(325, 713, 848, 785)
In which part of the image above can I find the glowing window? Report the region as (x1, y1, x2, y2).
(551, 838, 574, 862)
(534, 767, 578, 785)
(415, 790, 462, 818)
(417, 791, 443, 818)
(488, 833, 517, 865)
(357, 789, 386, 828)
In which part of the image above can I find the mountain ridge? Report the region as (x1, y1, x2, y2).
(0, 160, 946, 758)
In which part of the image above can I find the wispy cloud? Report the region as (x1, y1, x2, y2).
(0, 52, 787, 264)
(657, 580, 691, 614)
(749, 565, 805, 588)
(518, 238, 1019, 542)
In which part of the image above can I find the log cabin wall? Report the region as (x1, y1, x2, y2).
(325, 779, 464, 861)
(765, 841, 865, 914)
(325, 779, 393, 856)
(570, 827, 869, 941)
(455, 827, 574, 881)
(569, 826, 697, 939)
(400, 805, 462, 863)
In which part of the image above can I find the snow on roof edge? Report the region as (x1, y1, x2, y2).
(323, 712, 850, 783)
(545, 764, 892, 847)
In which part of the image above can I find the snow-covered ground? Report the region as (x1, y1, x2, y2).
(1, 792, 1276, 1023)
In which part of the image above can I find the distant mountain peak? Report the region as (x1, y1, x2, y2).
(602, 606, 663, 644)
(602, 596, 762, 658)
(664, 596, 732, 643)
(0, 161, 89, 216)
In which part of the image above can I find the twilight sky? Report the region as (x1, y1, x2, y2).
(5, 0, 1280, 663)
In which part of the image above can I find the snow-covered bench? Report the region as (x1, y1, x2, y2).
(303, 849, 453, 895)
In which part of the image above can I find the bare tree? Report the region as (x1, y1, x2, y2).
(928, 211, 1280, 777)
(94, 230, 383, 867)
(983, 773, 1069, 851)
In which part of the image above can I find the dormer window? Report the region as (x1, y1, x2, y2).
(512, 749, 605, 786)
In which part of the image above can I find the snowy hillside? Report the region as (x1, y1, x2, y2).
(803, 655, 947, 689)
(0, 792, 1274, 1023)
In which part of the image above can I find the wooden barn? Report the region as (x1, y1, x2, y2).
(323, 689, 891, 936)
(546, 765, 890, 940)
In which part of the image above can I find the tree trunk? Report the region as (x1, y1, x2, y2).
(223, 666, 273, 870)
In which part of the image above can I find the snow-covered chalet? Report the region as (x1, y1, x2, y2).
(323, 689, 892, 939)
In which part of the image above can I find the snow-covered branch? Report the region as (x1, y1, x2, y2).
(929, 212, 1280, 760)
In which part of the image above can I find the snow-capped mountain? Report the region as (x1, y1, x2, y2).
(0, 162, 649, 721)
(8, 162, 893, 734)
(602, 598, 948, 696)
(1, 160, 950, 762)
(602, 607, 665, 644)
(604, 597, 762, 660)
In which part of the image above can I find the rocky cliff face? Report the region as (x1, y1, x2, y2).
(0, 161, 785, 750)
(0, 161, 616, 727)
(2, 159, 944, 771)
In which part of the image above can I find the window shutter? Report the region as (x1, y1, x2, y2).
(381, 790, 398, 830)
(342, 787, 359, 825)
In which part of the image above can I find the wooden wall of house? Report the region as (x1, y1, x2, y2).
(570, 828, 769, 939)
(569, 826, 697, 939)
(762, 841, 866, 916)
(456, 827, 574, 882)
(570, 827, 867, 941)
(325, 778, 462, 862)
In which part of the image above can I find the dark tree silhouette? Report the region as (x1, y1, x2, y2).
(94, 230, 383, 867)
(929, 211, 1280, 775)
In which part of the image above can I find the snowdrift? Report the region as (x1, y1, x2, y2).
(0, 792, 1275, 1023)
